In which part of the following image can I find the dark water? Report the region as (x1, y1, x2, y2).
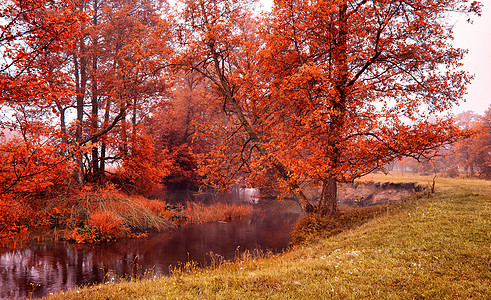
(0, 204, 300, 299)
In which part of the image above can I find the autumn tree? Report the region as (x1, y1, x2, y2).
(66, 0, 174, 186)
(452, 107, 491, 178)
(0, 0, 85, 193)
(145, 73, 212, 191)
(175, 0, 318, 212)
(175, 0, 479, 216)
(257, 0, 482, 216)
(1, 0, 174, 199)
(0, 0, 87, 229)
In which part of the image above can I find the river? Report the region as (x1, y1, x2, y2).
(0, 199, 300, 299)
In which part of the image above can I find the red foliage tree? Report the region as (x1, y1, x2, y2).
(67, 0, 174, 184)
(452, 107, 491, 178)
(176, 0, 479, 216)
(0, 0, 86, 231)
(146, 74, 211, 191)
(0, 0, 175, 232)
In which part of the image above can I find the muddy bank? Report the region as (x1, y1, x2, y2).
(338, 182, 427, 207)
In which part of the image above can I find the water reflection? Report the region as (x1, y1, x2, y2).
(0, 206, 300, 299)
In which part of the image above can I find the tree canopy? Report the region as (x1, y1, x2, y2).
(0, 0, 482, 221)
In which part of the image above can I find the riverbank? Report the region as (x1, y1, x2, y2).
(44, 174, 490, 299)
(0, 186, 253, 248)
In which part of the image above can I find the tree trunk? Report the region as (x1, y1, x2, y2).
(74, 37, 87, 185)
(90, 0, 100, 181)
(317, 2, 347, 217)
(121, 106, 128, 156)
(90, 57, 99, 180)
(100, 99, 111, 177)
(56, 103, 68, 144)
(131, 97, 137, 155)
(291, 185, 315, 213)
(318, 178, 338, 216)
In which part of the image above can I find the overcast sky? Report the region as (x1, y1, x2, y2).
(259, 0, 490, 115)
(453, 1, 491, 115)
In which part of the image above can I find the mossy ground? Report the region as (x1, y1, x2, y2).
(44, 173, 490, 299)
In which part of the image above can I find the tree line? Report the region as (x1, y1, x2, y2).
(390, 108, 491, 178)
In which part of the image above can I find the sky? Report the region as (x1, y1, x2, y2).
(452, 1, 491, 115)
(259, 0, 490, 115)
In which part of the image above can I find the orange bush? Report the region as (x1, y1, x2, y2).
(0, 197, 30, 248)
(117, 131, 173, 197)
(0, 196, 33, 232)
(88, 210, 129, 241)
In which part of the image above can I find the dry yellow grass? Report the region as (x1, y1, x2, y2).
(44, 174, 491, 299)
(183, 202, 253, 224)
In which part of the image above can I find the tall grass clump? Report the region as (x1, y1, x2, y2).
(93, 194, 176, 232)
(183, 202, 253, 224)
(45, 185, 179, 243)
(87, 210, 129, 241)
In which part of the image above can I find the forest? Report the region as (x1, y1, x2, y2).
(0, 0, 488, 245)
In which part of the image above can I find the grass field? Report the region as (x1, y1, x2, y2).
(44, 174, 490, 299)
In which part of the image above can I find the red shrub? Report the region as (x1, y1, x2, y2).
(88, 210, 129, 241)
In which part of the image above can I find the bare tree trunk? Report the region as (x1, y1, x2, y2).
(55, 102, 68, 144)
(90, 0, 100, 181)
(100, 100, 111, 177)
(121, 106, 128, 157)
(131, 97, 137, 155)
(74, 37, 87, 185)
(91, 89, 99, 180)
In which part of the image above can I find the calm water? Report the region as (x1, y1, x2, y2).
(0, 202, 300, 299)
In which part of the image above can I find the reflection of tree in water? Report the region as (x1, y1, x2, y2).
(166, 186, 261, 205)
(0, 244, 105, 299)
(0, 207, 300, 299)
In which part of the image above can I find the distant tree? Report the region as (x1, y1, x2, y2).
(146, 73, 210, 191)
(452, 106, 491, 178)
(456, 110, 481, 128)
(479, 107, 491, 178)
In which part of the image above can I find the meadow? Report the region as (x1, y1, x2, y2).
(44, 173, 490, 299)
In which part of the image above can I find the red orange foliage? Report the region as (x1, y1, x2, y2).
(0, 0, 85, 235)
(116, 129, 173, 196)
(176, 0, 480, 215)
(0, 0, 483, 243)
(88, 210, 129, 241)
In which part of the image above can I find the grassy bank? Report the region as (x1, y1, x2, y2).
(0, 186, 253, 247)
(45, 175, 490, 299)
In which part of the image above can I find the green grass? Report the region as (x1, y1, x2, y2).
(44, 175, 490, 299)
